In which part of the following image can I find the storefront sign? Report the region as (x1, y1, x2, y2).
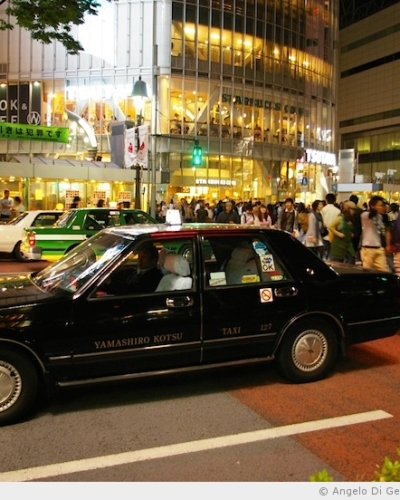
(195, 178, 237, 186)
(222, 93, 304, 115)
(117, 191, 131, 203)
(0, 83, 41, 124)
(93, 191, 107, 202)
(0, 121, 69, 144)
(66, 190, 80, 209)
(305, 149, 336, 167)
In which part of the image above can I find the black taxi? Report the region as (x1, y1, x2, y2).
(1, 223, 400, 425)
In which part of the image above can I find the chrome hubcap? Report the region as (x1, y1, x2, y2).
(292, 330, 327, 372)
(0, 361, 22, 412)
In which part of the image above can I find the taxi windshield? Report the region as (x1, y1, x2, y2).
(32, 231, 133, 294)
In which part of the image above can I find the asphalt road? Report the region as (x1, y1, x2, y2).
(0, 255, 49, 274)
(0, 258, 400, 482)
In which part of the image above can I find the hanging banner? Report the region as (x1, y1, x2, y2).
(136, 124, 149, 167)
(124, 127, 136, 168)
(124, 125, 149, 168)
(0, 122, 69, 143)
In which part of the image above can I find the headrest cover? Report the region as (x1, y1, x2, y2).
(163, 253, 190, 276)
(230, 247, 253, 263)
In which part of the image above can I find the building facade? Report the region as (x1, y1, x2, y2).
(0, 0, 339, 211)
(338, 0, 400, 204)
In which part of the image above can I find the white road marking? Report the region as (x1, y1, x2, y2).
(0, 410, 391, 482)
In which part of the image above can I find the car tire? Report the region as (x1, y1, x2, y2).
(0, 348, 39, 425)
(276, 319, 338, 383)
(13, 241, 31, 262)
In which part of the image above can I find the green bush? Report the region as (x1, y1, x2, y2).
(373, 449, 400, 482)
(310, 448, 400, 482)
(310, 469, 333, 482)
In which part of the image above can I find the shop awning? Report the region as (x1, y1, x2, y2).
(0, 156, 139, 182)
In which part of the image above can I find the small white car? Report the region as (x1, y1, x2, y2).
(0, 210, 63, 261)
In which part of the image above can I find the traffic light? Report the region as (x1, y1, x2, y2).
(191, 141, 203, 166)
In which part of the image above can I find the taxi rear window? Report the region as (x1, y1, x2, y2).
(202, 236, 292, 287)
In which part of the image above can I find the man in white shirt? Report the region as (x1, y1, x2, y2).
(360, 195, 390, 272)
(0, 190, 13, 219)
(321, 193, 340, 259)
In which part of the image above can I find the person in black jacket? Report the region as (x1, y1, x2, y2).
(216, 201, 240, 224)
(195, 201, 208, 222)
(70, 196, 81, 208)
(349, 194, 362, 259)
(126, 246, 163, 293)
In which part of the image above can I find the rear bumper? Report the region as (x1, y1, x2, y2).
(346, 317, 400, 346)
(21, 245, 42, 261)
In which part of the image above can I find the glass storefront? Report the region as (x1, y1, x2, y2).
(0, 178, 135, 211)
(0, 0, 338, 207)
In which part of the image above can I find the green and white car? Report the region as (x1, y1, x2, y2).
(20, 207, 157, 261)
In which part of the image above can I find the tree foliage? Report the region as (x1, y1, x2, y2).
(0, 0, 105, 54)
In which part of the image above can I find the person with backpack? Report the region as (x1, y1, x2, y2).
(327, 200, 357, 264)
(240, 202, 255, 225)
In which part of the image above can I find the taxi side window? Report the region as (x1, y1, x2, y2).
(95, 239, 193, 297)
(34, 214, 60, 227)
(202, 237, 292, 287)
(84, 211, 111, 230)
(84, 215, 104, 231)
(155, 239, 193, 292)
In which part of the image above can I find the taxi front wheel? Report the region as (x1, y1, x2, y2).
(0, 348, 39, 425)
(277, 320, 338, 383)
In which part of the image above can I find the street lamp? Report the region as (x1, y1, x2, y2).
(131, 76, 148, 125)
(131, 76, 149, 209)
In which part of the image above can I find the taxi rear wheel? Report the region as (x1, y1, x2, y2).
(13, 241, 31, 262)
(0, 349, 39, 425)
(277, 320, 337, 383)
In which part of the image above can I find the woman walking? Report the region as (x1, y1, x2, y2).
(304, 200, 325, 259)
(328, 200, 357, 264)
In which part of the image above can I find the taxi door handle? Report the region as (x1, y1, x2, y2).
(274, 287, 298, 297)
(166, 296, 194, 308)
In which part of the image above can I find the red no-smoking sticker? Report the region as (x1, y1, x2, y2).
(260, 288, 273, 303)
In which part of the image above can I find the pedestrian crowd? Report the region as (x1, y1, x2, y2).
(3, 186, 400, 276)
(156, 197, 277, 228)
(157, 193, 400, 278)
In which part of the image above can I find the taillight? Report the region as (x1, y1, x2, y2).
(28, 231, 36, 247)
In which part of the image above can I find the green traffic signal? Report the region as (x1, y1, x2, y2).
(192, 143, 203, 166)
